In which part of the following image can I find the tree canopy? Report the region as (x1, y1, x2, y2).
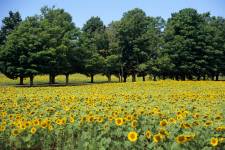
(0, 7, 225, 86)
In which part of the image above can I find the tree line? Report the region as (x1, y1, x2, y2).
(0, 7, 225, 86)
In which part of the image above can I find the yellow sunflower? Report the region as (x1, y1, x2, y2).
(41, 121, 47, 128)
(0, 125, 6, 132)
(176, 135, 187, 144)
(160, 119, 168, 127)
(69, 117, 75, 123)
(159, 128, 169, 137)
(32, 119, 40, 126)
(48, 125, 53, 131)
(31, 127, 37, 134)
(210, 137, 218, 147)
(97, 117, 104, 123)
(131, 120, 137, 128)
(153, 134, 162, 143)
(145, 130, 151, 139)
(12, 129, 20, 136)
(128, 131, 138, 142)
(115, 118, 124, 126)
(168, 118, 176, 123)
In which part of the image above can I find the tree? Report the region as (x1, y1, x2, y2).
(80, 17, 107, 83)
(33, 6, 79, 84)
(0, 11, 22, 45)
(104, 55, 120, 82)
(206, 16, 225, 80)
(116, 8, 151, 82)
(84, 53, 105, 83)
(164, 8, 208, 80)
(143, 16, 165, 81)
(0, 16, 42, 86)
(0, 11, 22, 81)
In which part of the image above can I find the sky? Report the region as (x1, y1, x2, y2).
(0, 0, 225, 28)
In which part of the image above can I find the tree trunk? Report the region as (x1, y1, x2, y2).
(49, 75, 52, 84)
(181, 75, 185, 81)
(91, 74, 94, 83)
(49, 74, 56, 84)
(175, 75, 179, 81)
(153, 75, 156, 81)
(203, 75, 206, 81)
(132, 73, 136, 82)
(107, 74, 111, 82)
(123, 76, 127, 82)
(51, 75, 56, 84)
(187, 75, 193, 80)
(30, 76, 34, 86)
(19, 76, 24, 85)
(142, 75, 145, 81)
(65, 74, 69, 85)
(216, 74, 219, 81)
(162, 75, 166, 80)
(211, 75, 214, 81)
(121, 65, 124, 82)
(118, 74, 121, 82)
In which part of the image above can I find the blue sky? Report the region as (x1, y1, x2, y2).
(0, 0, 225, 28)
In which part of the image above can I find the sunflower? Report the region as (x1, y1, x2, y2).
(31, 127, 37, 134)
(33, 119, 40, 126)
(108, 116, 113, 122)
(1, 111, 7, 117)
(41, 121, 47, 128)
(97, 117, 104, 123)
(176, 135, 187, 144)
(219, 137, 225, 142)
(204, 120, 212, 127)
(181, 123, 191, 129)
(192, 113, 200, 119)
(80, 116, 86, 122)
(215, 115, 222, 120)
(9, 114, 14, 120)
(69, 117, 75, 123)
(104, 124, 109, 130)
(87, 116, 94, 122)
(12, 129, 20, 136)
(145, 130, 151, 139)
(56, 119, 62, 125)
(0, 125, 6, 132)
(61, 118, 66, 125)
(192, 121, 199, 126)
(112, 111, 118, 117)
(20, 124, 26, 130)
(48, 125, 53, 131)
(216, 126, 225, 132)
(126, 115, 133, 121)
(185, 135, 194, 142)
(115, 118, 124, 126)
(25, 121, 31, 128)
(160, 119, 168, 127)
(168, 118, 176, 123)
(159, 128, 169, 137)
(2, 121, 6, 126)
(153, 134, 162, 143)
(128, 131, 138, 142)
(210, 137, 218, 147)
(131, 120, 137, 128)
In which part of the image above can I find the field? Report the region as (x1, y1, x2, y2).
(0, 75, 225, 149)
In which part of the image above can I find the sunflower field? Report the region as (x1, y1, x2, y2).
(0, 79, 225, 149)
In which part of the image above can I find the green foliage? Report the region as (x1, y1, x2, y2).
(36, 6, 80, 83)
(0, 7, 225, 85)
(0, 11, 22, 45)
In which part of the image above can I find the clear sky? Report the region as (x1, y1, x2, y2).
(0, 0, 225, 28)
